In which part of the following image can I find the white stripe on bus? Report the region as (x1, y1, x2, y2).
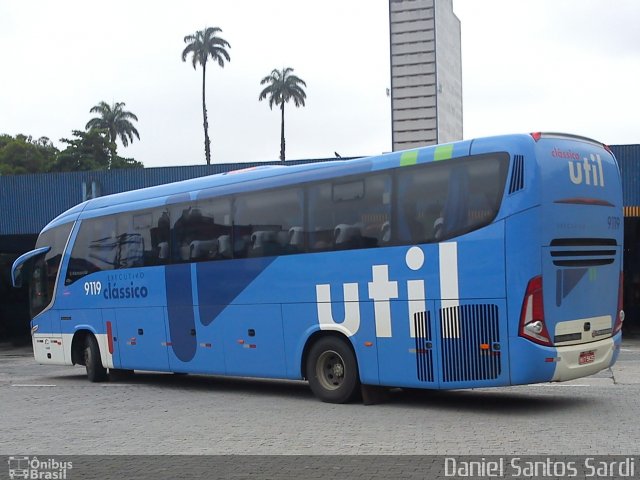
(439, 242, 460, 338)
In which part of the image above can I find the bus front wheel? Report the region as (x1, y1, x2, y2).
(306, 336, 360, 403)
(84, 335, 107, 382)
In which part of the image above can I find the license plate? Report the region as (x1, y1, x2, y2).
(579, 350, 596, 365)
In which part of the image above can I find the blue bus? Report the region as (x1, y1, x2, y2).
(12, 133, 624, 403)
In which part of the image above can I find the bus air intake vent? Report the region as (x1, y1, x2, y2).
(440, 304, 501, 383)
(413, 311, 434, 382)
(550, 238, 617, 267)
(508, 155, 525, 194)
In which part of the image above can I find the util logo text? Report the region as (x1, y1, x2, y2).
(568, 153, 605, 187)
(315, 246, 432, 339)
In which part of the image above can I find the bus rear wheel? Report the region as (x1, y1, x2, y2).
(306, 336, 360, 403)
(84, 335, 107, 382)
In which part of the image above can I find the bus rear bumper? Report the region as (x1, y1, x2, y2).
(550, 334, 621, 382)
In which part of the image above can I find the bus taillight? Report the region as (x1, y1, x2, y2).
(614, 272, 624, 335)
(519, 276, 552, 346)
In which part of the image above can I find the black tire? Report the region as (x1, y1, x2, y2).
(84, 335, 107, 382)
(306, 336, 360, 403)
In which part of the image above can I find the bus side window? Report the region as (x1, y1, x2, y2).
(441, 165, 470, 239)
(396, 162, 448, 244)
(151, 211, 170, 262)
(233, 188, 303, 258)
(307, 183, 335, 251)
(308, 174, 390, 252)
(116, 213, 144, 269)
(118, 209, 170, 267)
(169, 197, 234, 262)
(331, 180, 364, 250)
(440, 155, 508, 239)
(360, 174, 391, 248)
(395, 154, 508, 244)
(170, 206, 192, 262)
(170, 205, 215, 262)
(87, 217, 119, 270)
(66, 217, 117, 285)
(466, 156, 508, 227)
(190, 197, 232, 261)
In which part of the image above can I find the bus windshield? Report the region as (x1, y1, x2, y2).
(29, 222, 73, 318)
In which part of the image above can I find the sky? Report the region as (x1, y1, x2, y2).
(1, 0, 639, 169)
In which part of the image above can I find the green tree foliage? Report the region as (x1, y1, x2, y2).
(0, 129, 142, 175)
(182, 26, 231, 165)
(50, 129, 142, 172)
(51, 129, 113, 171)
(259, 67, 307, 162)
(0, 134, 58, 174)
(1, 100, 143, 174)
(86, 101, 140, 163)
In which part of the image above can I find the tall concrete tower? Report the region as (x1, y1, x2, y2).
(389, 0, 462, 150)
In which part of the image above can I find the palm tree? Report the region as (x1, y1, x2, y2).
(85, 101, 140, 164)
(259, 67, 307, 162)
(182, 27, 231, 165)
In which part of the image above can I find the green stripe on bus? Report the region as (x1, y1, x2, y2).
(400, 151, 418, 166)
(434, 144, 454, 161)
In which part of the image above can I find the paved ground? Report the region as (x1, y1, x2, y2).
(1, 337, 639, 457)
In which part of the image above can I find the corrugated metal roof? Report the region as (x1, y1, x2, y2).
(0, 159, 349, 236)
(611, 145, 640, 208)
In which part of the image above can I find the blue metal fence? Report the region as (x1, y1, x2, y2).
(611, 144, 640, 211)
